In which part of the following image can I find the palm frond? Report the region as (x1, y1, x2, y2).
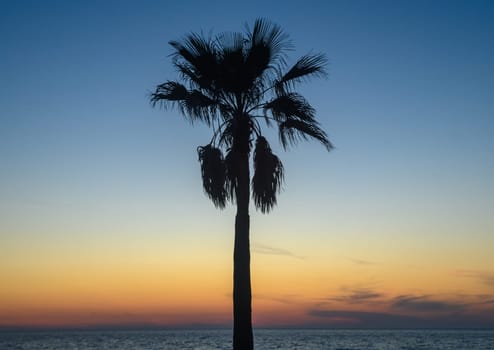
(244, 40, 271, 81)
(151, 81, 188, 104)
(197, 145, 227, 208)
(276, 53, 327, 93)
(170, 33, 219, 91)
(241, 19, 292, 90)
(246, 18, 291, 66)
(185, 90, 216, 114)
(151, 81, 219, 124)
(217, 31, 245, 54)
(252, 136, 284, 213)
(216, 33, 248, 93)
(243, 82, 266, 110)
(217, 119, 234, 148)
(175, 62, 212, 91)
(170, 32, 217, 66)
(279, 118, 333, 151)
(263, 92, 316, 122)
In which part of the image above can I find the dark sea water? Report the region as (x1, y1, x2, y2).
(1, 329, 493, 350)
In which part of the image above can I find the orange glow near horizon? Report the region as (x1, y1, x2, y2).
(2, 233, 493, 329)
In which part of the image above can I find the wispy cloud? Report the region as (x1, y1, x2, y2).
(455, 269, 494, 288)
(308, 309, 421, 328)
(252, 243, 305, 259)
(391, 295, 465, 313)
(328, 287, 384, 304)
(345, 257, 376, 266)
(306, 308, 494, 328)
(477, 299, 494, 305)
(308, 292, 494, 328)
(254, 293, 302, 305)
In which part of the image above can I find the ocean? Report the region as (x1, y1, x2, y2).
(1, 329, 493, 349)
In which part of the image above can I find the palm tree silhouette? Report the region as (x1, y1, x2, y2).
(151, 19, 332, 350)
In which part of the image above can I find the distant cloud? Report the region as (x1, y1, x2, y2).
(254, 293, 302, 305)
(391, 295, 465, 313)
(435, 293, 494, 307)
(455, 269, 494, 288)
(328, 288, 383, 304)
(252, 243, 305, 259)
(345, 257, 376, 266)
(306, 308, 494, 328)
(477, 298, 494, 305)
(308, 309, 421, 328)
(307, 292, 494, 328)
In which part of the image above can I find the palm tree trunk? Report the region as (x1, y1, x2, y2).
(233, 150, 253, 350)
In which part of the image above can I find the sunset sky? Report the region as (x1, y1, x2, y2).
(1, 0, 493, 329)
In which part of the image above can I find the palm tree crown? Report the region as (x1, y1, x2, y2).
(151, 18, 332, 213)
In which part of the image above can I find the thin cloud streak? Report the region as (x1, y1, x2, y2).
(252, 243, 305, 260)
(309, 290, 494, 328)
(254, 293, 303, 305)
(345, 257, 376, 266)
(455, 269, 494, 288)
(308, 309, 422, 328)
(327, 288, 384, 304)
(391, 295, 465, 313)
(307, 309, 494, 328)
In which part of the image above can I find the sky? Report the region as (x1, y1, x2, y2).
(1, 0, 493, 329)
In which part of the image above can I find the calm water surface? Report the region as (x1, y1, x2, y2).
(1, 329, 493, 349)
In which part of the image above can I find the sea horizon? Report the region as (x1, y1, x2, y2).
(2, 328, 493, 350)
(2, 326, 493, 331)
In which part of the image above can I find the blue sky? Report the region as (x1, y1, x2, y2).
(1, 0, 493, 328)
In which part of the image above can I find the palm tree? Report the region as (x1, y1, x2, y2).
(150, 19, 332, 350)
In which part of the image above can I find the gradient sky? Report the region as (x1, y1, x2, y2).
(1, 0, 493, 329)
